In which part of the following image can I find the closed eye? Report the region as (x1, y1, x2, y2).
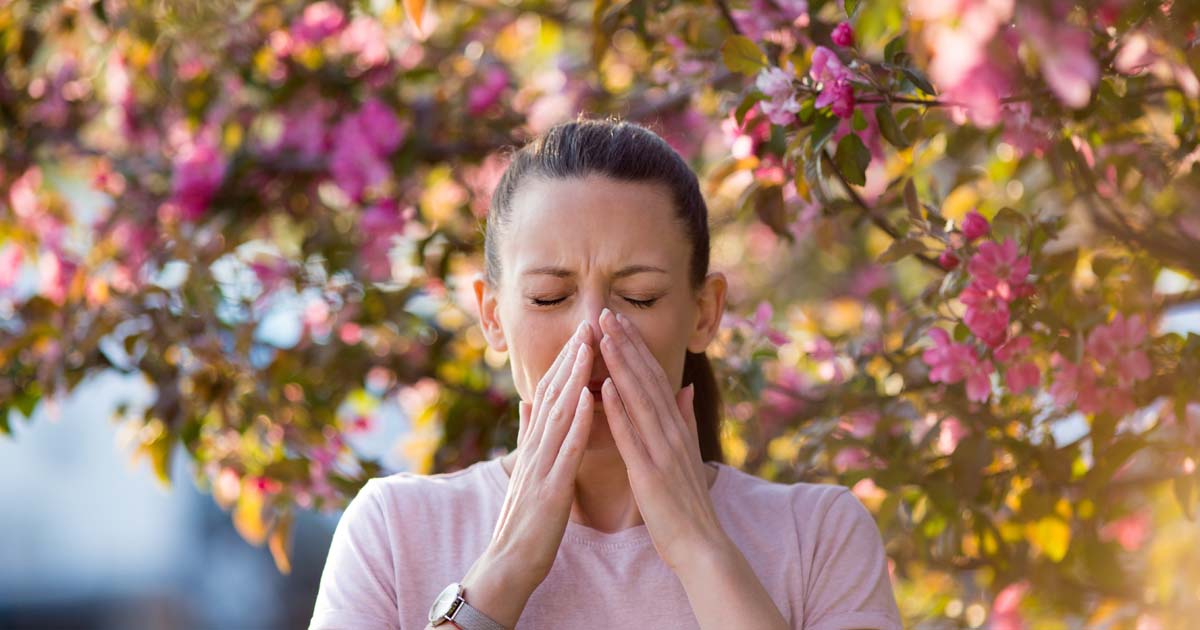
(530, 296, 659, 309)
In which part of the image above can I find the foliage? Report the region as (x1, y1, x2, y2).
(3, 0, 1200, 626)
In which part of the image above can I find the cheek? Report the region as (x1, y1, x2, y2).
(511, 327, 574, 399)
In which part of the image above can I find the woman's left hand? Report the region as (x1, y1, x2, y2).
(596, 307, 730, 573)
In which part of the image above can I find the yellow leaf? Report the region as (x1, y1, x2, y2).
(269, 512, 294, 575)
(234, 484, 267, 546)
(403, 0, 426, 34)
(1027, 516, 1071, 562)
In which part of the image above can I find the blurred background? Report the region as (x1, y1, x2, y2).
(4, 0, 1200, 628)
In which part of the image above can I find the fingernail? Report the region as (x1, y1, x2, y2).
(575, 320, 587, 339)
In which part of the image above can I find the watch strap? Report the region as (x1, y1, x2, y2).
(448, 595, 507, 630)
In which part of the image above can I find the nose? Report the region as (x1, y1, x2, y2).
(579, 296, 610, 391)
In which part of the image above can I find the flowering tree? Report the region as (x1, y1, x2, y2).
(3, 0, 1199, 625)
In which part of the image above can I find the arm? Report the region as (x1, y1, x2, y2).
(674, 533, 790, 630)
(309, 480, 401, 630)
(423, 547, 537, 630)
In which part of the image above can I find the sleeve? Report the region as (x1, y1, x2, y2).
(798, 488, 903, 630)
(309, 479, 403, 630)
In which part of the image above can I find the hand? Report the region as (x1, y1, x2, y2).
(486, 319, 596, 591)
(596, 307, 729, 573)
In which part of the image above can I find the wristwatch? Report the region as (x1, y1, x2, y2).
(428, 581, 507, 630)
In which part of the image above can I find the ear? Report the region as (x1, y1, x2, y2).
(687, 271, 727, 353)
(473, 272, 508, 352)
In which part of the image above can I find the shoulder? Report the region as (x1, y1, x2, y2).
(713, 462, 856, 522)
(362, 457, 502, 521)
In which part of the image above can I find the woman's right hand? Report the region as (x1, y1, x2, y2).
(488, 319, 596, 588)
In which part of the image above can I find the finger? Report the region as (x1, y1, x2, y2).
(535, 337, 594, 476)
(617, 313, 678, 412)
(530, 324, 586, 454)
(599, 314, 671, 456)
(550, 387, 594, 482)
(517, 400, 532, 450)
(533, 324, 581, 419)
(602, 312, 676, 425)
(600, 376, 650, 469)
(675, 384, 701, 460)
(614, 313, 693, 449)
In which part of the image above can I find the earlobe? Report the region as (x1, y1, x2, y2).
(472, 273, 508, 352)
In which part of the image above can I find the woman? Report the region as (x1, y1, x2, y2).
(309, 118, 902, 630)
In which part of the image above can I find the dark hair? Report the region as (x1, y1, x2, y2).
(482, 115, 724, 464)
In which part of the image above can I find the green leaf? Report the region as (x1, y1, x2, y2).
(884, 35, 907, 64)
(811, 110, 840, 153)
(877, 237, 928, 264)
(903, 178, 921, 219)
(876, 105, 911, 148)
(991, 206, 1026, 241)
(834, 133, 871, 186)
(852, 108, 868, 131)
(736, 91, 767, 126)
(902, 67, 936, 95)
(953, 321, 971, 342)
(1175, 474, 1195, 521)
(844, 0, 860, 18)
(722, 35, 768, 76)
(0, 407, 9, 436)
(940, 268, 969, 298)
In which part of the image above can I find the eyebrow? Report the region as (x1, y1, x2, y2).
(520, 264, 669, 280)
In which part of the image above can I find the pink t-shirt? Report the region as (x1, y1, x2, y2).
(309, 456, 902, 630)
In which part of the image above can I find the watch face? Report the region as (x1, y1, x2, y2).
(428, 582, 462, 622)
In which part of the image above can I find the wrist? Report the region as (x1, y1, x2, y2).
(456, 547, 535, 629)
(670, 532, 739, 577)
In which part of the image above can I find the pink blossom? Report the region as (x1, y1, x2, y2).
(38, 249, 77, 306)
(359, 198, 412, 281)
(935, 416, 966, 455)
(961, 283, 1010, 348)
(962, 209, 990, 241)
(832, 446, 872, 473)
(1099, 511, 1151, 551)
(330, 99, 408, 201)
(1049, 353, 1135, 416)
(994, 335, 1039, 393)
(356, 98, 405, 154)
(809, 46, 848, 84)
(761, 366, 808, 434)
(826, 80, 855, 119)
(922, 328, 993, 402)
(967, 239, 1030, 301)
(722, 104, 772, 159)
(990, 580, 1029, 630)
(839, 409, 881, 439)
(938, 250, 960, 270)
(0, 245, 24, 290)
(274, 100, 331, 161)
(291, 2, 346, 46)
(760, 96, 802, 125)
(338, 16, 390, 68)
(170, 131, 227, 221)
(730, 0, 807, 40)
(468, 67, 509, 116)
(756, 63, 796, 100)
(1019, 7, 1099, 109)
(831, 22, 855, 47)
(1085, 313, 1151, 387)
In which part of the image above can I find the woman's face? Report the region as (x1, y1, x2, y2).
(473, 174, 726, 452)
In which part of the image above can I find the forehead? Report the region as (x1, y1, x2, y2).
(503, 174, 689, 279)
